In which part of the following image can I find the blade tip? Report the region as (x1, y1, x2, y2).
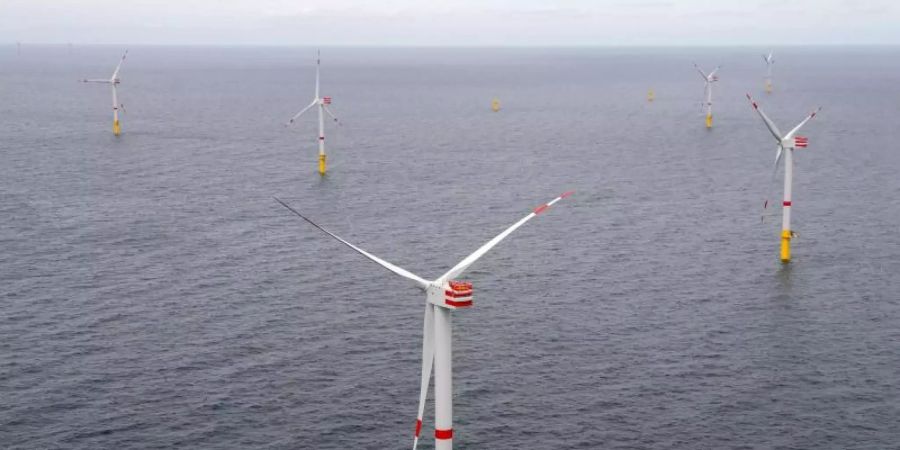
(560, 191, 575, 199)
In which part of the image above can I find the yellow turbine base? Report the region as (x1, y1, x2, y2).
(113, 120, 121, 136)
(705, 114, 713, 129)
(780, 230, 792, 262)
(318, 154, 327, 175)
(765, 82, 773, 94)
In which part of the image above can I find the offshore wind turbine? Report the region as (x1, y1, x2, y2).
(274, 191, 574, 450)
(763, 51, 775, 93)
(747, 94, 821, 263)
(693, 63, 720, 129)
(287, 50, 338, 176)
(81, 49, 128, 136)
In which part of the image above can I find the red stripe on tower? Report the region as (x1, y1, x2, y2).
(435, 428, 453, 440)
(783, 201, 792, 206)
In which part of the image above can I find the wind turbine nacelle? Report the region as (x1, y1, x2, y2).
(782, 136, 809, 149)
(427, 280, 473, 310)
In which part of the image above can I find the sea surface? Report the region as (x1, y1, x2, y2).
(1, 46, 899, 449)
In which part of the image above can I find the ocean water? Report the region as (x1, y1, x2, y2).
(1, 45, 899, 449)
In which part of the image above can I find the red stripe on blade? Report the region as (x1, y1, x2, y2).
(534, 204, 549, 214)
(561, 190, 575, 199)
(435, 429, 453, 440)
(415, 419, 422, 437)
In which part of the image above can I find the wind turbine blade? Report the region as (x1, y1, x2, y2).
(784, 107, 822, 140)
(693, 63, 708, 81)
(81, 79, 111, 83)
(287, 99, 319, 125)
(412, 303, 435, 450)
(274, 197, 429, 289)
(110, 49, 128, 81)
(315, 49, 321, 99)
(761, 146, 784, 221)
(746, 94, 783, 141)
(437, 191, 574, 283)
(708, 65, 721, 79)
(323, 105, 339, 123)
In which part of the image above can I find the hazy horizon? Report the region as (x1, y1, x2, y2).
(8, 43, 900, 48)
(3, 0, 899, 47)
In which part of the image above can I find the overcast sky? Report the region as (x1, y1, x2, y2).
(3, 0, 899, 46)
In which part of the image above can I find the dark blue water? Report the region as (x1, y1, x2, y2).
(1, 46, 899, 449)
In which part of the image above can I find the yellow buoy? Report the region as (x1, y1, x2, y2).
(491, 98, 501, 112)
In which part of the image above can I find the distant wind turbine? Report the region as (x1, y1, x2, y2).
(747, 94, 821, 263)
(274, 191, 574, 450)
(81, 49, 128, 136)
(763, 51, 775, 93)
(287, 50, 339, 176)
(693, 63, 720, 129)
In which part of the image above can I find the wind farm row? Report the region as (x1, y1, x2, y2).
(72, 48, 822, 450)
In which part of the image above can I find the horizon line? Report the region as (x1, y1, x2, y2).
(7, 42, 900, 48)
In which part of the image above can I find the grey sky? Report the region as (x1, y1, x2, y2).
(3, 0, 899, 46)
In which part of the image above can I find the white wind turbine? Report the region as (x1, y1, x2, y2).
(763, 51, 775, 93)
(747, 94, 821, 263)
(274, 191, 574, 450)
(287, 50, 339, 176)
(81, 49, 128, 136)
(693, 63, 720, 129)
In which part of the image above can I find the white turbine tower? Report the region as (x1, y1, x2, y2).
(747, 94, 821, 263)
(693, 63, 720, 129)
(274, 191, 574, 450)
(763, 51, 775, 93)
(287, 50, 338, 176)
(81, 49, 128, 136)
